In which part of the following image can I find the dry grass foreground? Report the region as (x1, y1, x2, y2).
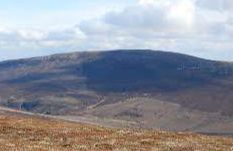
(0, 113, 233, 151)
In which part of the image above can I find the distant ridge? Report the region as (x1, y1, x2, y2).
(0, 49, 233, 133)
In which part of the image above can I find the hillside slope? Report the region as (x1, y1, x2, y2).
(0, 108, 233, 151)
(0, 50, 233, 132)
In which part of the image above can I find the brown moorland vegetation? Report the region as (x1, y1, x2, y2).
(0, 111, 232, 151)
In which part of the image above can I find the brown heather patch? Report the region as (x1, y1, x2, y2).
(0, 114, 233, 151)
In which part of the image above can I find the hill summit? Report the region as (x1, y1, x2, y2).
(0, 50, 233, 133)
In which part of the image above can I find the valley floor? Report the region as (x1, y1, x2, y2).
(0, 108, 233, 151)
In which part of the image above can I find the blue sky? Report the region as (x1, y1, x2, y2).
(0, 0, 233, 61)
(0, 0, 133, 28)
(0, 0, 133, 13)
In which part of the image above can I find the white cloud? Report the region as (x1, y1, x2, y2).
(167, 0, 195, 28)
(196, 0, 233, 11)
(18, 29, 45, 41)
(0, 26, 85, 61)
(75, 0, 233, 60)
(1, 0, 233, 61)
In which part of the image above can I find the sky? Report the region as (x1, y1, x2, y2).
(0, 0, 233, 61)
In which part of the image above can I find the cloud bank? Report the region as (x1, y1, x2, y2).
(1, 0, 233, 61)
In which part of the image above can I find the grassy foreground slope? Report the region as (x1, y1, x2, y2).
(0, 110, 232, 151)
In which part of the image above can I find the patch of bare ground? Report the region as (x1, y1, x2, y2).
(0, 113, 232, 151)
